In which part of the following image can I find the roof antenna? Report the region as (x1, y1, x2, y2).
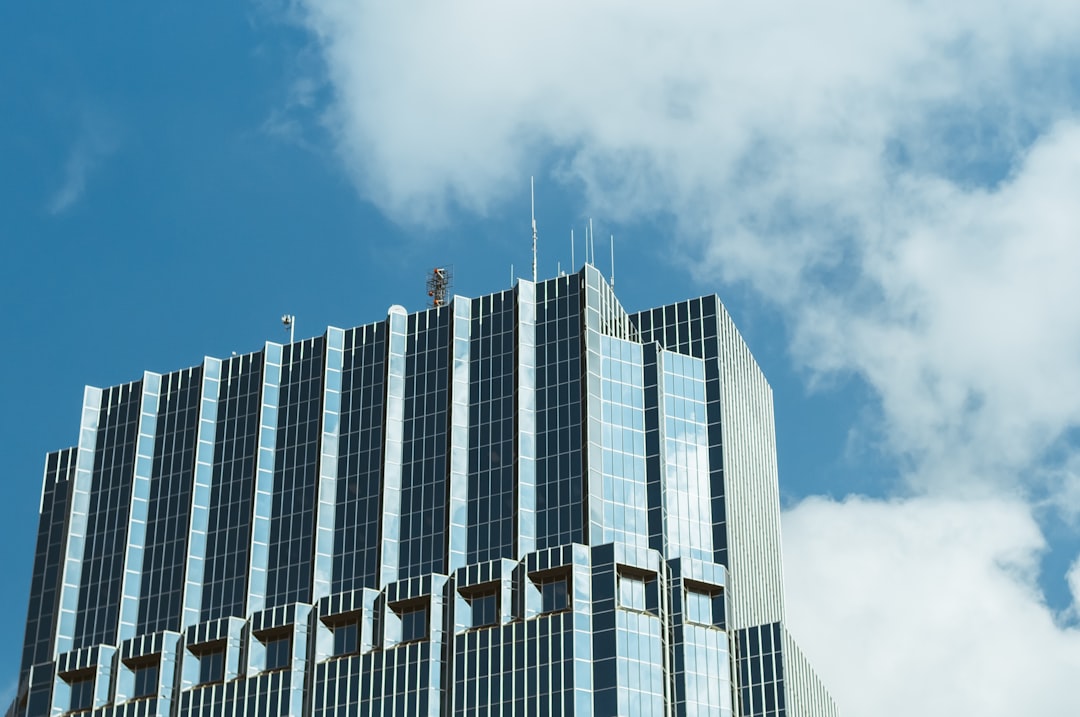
(531, 177, 538, 283)
(589, 218, 596, 268)
(510, 263, 514, 286)
(426, 267, 452, 307)
(281, 314, 295, 344)
(571, 228, 576, 271)
(610, 234, 615, 289)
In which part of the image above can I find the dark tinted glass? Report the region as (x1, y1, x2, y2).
(540, 577, 568, 613)
(69, 676, 93, 712)
(198, 648, 224, 685)
(265, 635, 291, 671)
(132, 662, 158, 698)
(401, 606, 427, 642)
(469, 591, 498, 628)
(333, 621, 359, 656)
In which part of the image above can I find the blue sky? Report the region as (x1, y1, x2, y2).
(3, 2, 1080, 713)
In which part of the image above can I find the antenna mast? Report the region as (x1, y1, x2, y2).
(610, 234, 615, 289)
(589, 218, 595, 267)
(531, 177, 537, 283)
(281, 314, 295, 344)
(571, 228, 576, 270)
(426, 266, 452, 308)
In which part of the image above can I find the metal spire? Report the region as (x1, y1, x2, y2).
(589, 218, 595, 267)
(610, 234, 615, 289)
(531, 177, 537, 283)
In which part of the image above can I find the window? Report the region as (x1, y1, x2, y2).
(619, 570, 659, 614)
(264, 634, 291, 671)
(65, 673, 93, 713)
(686, 585, 722, 627)
(619, 573, 646, 611)
(466, 589, 498, 629)
(332, 620, 359, 657)
(131, 661, 158, 699)
(400, 605, 428, 643)
(539, 575, 569, 613)
(196, 644, 225, 685)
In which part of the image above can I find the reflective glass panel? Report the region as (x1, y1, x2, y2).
(401, 606, 428, 642)
(68, 675, 93, 712)
(132, 662, 158, 698)
(198, 647, 225, 685)
(265, 634, 291, 671)
(540, 576, 569, 613)
(468, 591, 498, 628)
(333, 621, 359, 656)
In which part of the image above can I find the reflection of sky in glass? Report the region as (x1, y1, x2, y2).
(663, 352, 714, 562)
(684, 623, 732, 716)
(596, 335, 649, 549)
(616, 610, 666, 716)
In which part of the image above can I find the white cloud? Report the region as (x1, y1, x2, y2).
(783, 495, 1080, 717)
(288, 2, 1080, 710)
(290, 0, 1080, 501)
(787, 123, 1080, 496)
(48, 111, 119, 215)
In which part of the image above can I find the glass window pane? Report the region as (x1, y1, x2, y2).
(333, 621, 359, 657)
(68, 675, 94, 712)
(686, 588, 714, 625)
(401, 606, 428, 642)
(468, 591, 498, 628)
(133, 662, 158, 698)
(198, 648, 225, 685)
(265, 635, 291, 671)
(540, 577, 569, 613)
(619, 574, 646, 611)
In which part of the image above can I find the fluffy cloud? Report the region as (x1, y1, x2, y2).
(788, 123, 1080, 496)
(783, 495, 1080, 716)
(288, 2, 1080, 711)
(291, 0, 1080, 501)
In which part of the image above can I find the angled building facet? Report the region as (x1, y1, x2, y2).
(7, 264, 837, 716)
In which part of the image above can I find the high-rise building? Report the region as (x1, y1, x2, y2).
(6, 264, 837, 717)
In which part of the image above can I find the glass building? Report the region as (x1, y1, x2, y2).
(6, 265, 837, 716)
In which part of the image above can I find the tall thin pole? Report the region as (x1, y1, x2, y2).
(571, 228, 576, 271)
(610, 234, 615, 289)
(589, 218, 595, 268)
(531, 177, 537, 283)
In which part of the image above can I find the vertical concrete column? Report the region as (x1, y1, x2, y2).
(54, 386, 103, 656)
(379, 306, 408, 587)
(516, 279, 537, 557)
(312, 327, 345, 601)
(181, 357, 221, 628)
(446, 298, 471, 574)
(116, 373, 162, 642)
(246, 344, 282, 615)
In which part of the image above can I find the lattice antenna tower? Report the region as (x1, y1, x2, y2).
(426, 266, 453, 308)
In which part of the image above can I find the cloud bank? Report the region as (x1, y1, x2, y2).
(784, 495, 1080, 715)
(287, 1, 1080, 713)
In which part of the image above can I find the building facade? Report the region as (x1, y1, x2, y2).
(6, 265, 837, 716)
